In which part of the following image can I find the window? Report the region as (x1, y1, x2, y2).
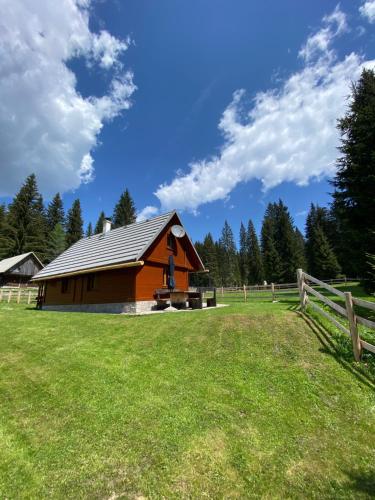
(162, 267, 168, 287)
(167, 232, 177, 253)
(61, 278, 69, 294)
(87, 274, 96, 291)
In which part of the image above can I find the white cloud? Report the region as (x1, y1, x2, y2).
(299, 5, 347, 63)
(136, 205, 159, 222)
(155, 6, 375, 213)
(0, 0, 135, 197)
(360, 1, 375, 23)
(90, 31, 130, 69)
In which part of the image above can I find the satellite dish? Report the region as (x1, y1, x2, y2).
(171, 224, 186, 238)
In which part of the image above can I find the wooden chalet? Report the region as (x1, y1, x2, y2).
(0, 252, 43, 287)
(31, 211, 206, 313)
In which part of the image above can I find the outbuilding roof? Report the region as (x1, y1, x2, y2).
(32, 211, 204, 281)
(0, 252, 43, 274)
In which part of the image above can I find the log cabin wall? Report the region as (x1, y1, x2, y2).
(134, 263, 188, 301)
(133, 216, 195, 300)
(44, 267, 136, 305)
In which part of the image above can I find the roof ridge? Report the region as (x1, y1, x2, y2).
(82, 210, 176, 240)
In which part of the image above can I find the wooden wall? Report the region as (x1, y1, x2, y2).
(134, 264, 188, 301)
(44, 267, 136, 305)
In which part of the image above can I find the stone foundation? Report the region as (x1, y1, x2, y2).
(42, 300, 157, 314)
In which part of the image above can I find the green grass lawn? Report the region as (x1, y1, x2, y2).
(1, 295, 375, 498)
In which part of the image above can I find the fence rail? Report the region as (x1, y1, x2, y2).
(0, 287, 38, 305)
(297, 269, 375, 362)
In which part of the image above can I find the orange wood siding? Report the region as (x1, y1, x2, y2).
(143, 215, 200, 270)
(134, 263, 188, 301)
(44, 267, 136, 305)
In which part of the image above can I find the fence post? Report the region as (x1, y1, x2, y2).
(221, 286, 224, 298)
(344, 291, 362, 362)
(0, 288, 2, 302)
(27, 290, 31, 304)
(7, 290, 12, 303)
(17, 289, 21, 304)
(243, 285, 247, 302)
(271, 283, 275, 302)
(297, 269, 307, 311)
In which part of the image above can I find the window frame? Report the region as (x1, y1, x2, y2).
(86, 273, 96, 292)
(61, 278, 69, 294)
(167, 232, 177, 253)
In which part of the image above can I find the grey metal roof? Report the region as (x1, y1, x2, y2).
(0, 252, 43, 274)
(32, 211, 176, 280)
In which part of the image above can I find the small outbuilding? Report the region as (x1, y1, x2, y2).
(0, 252, 44, 287)
(31, 211, 206, 313)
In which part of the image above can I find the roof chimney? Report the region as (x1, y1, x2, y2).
(102, 218, 112, 233)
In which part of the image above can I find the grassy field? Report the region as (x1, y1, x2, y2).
(1, 291, 375, 498)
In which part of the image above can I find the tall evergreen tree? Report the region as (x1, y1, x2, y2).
(94, 211, 106, 234)
(307, 225, 341, 279)
(86, 222, 93, 237)
(273, 200, 301, 282)
(0, 204, 13, 259)
(218, 221, 240, 286)
(47, 193, 65, 231)
(113, 189, 136, 228)
(66, 199, 83, 247)
(332, 68, 375, 282)
(239, 222, 249, 285)
(203, 233, 220, 286)
(294, 228, 307, 272)
(247, 220, 263, 285)
(261, 212, 283, 283)
(46, 223, 66, 262)
(7, 174, 47, 260)
(306, 204, 341, 278)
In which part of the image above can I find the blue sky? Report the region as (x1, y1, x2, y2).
(1, 0, 375, 242)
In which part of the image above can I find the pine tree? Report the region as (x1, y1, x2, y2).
(308, 225, 341, 279)
(47, 193, 65, 231)
(25, 193, 48, 260)
(218, 221, 240, 286)
(94, 211, 106, 234)
(261, 204, 283, 283)
(0, 204, 13, 259)
(7, 174, 47, 260)
(86, 222, 93, 237)
(247, 220, 263, 285)
(239, 222, 249, 285)
(306, 204, 340, 278)
(273, 200, 301, 282)
(294, 228, 307, 272)
(66, 199, 83, 247)
(332, 68, 375, 281)
(113, 189, 136, 228)
(203, 233, 220, 286)
(46, 223, 66, 262)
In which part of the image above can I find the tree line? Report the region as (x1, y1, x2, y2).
(191, 200, 341, 287)
(193, 69, 375, 291)
(0, 176, 136, 264)
(0, 69, 374, 290)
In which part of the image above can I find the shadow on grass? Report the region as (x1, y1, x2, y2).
(344, 470, 375, 496)
(296, 311, 375, 390)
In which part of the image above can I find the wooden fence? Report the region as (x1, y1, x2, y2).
(297, 269, 375, 361)
(207, 279, 352, 303)
(0, 287, 38, 305)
